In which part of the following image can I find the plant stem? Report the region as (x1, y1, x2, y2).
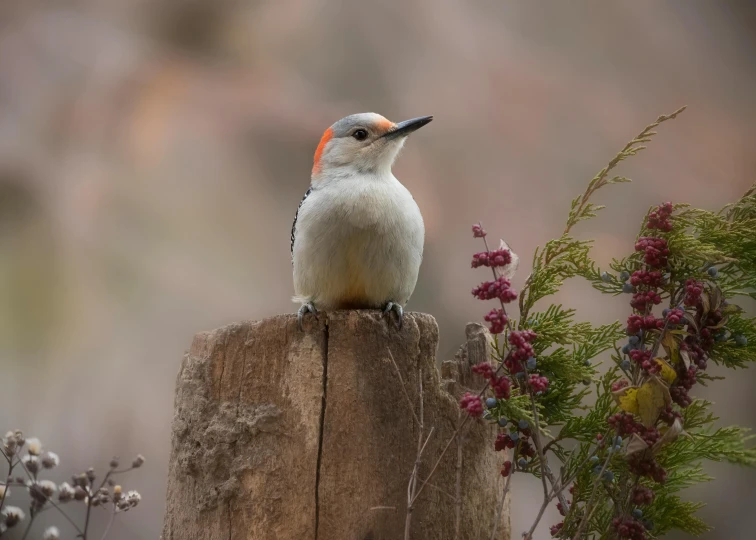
(571, 449, 613, 539)
(99, 508, 117, 540)
(404, 369, 427, 540)
(489, 448, 516, 540)
(20, 514, 35, 540)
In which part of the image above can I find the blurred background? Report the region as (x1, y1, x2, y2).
(1, 1, 755, 538)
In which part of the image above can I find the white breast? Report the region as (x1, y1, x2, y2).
(292, 173, 424, 309)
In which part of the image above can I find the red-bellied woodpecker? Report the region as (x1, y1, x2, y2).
(291, 112, 432, 330)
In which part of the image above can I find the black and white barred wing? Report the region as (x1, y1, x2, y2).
(290, 186, 312, 263)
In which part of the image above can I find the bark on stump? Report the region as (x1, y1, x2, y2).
(162, 311, 510, 540)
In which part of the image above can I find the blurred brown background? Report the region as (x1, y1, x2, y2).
(1, 1, 755, 538)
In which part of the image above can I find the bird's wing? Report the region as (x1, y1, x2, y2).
(291, 186, 313, 263)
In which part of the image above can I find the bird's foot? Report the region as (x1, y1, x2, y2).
(382, 301, 404, 329)
(297, 302, 318, 331)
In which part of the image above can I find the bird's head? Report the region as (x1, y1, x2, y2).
(311, 112, 432, 180)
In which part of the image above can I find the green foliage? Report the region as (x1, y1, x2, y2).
(473, 106, 756, 539)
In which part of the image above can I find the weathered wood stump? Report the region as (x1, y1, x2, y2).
(162, 311, 510, 540)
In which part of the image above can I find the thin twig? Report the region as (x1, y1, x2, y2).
(572, 450, 613, 539)
(0, 450, 14, 516)
(523, 493, 551, 540)
(489, 449, 516, 540)
(419, 479, 457, 501)
(454, 433, 463, 540)
(20, 513, 36, 540)
(412, 231, 514, 507)
(99, 507, 117, 540)
(15, 454, 85, 536)
(387, 349, 421, 426)
(404, 369, 426, 540)
(529, 397, 550, 499)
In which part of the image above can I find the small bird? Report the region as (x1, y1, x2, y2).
(291, 112, 432, 330)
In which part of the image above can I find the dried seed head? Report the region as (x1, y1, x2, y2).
(73, 486, 87, 501)
(43, 526, 60, 540)
(2, 506, 25, 527)
(22, 455, 40, 475)
(126, 490, 142, 508)
(41, 452, 60, 469)
(26, 438, 43, 456)
(38, 480, 57, 498)
(86, 468, 96, 482)
(58, 482, 75, 502)
(72, 473, 88, 488)
(109, 457, 120, 469)
(132, 454, 145, 468)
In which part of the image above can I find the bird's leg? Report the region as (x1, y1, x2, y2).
(297, 301, 318, 331)
(382, 301, 404, 329)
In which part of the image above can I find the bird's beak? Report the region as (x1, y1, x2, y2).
(382, 115, 433, 140)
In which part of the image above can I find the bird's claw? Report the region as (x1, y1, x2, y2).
(383, 301, 404, 329)
(297, 302, 318, 331)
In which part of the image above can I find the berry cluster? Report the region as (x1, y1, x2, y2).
(629, 349, 660, 375)
(496, 419, 536, 478)
(627, 314, 664, 334)
(612, 516, 648, 540)
(459, 392, 483, 417)
(683, 278, 704, 307)
(472, 276, 518, 303)
(603, 202, 681, 528)
(472, 224, 487, 238)
(630, 289, 662, 311)
(670, 365, 696, 407)
(607, 412, 659, 445)
(665, 307, 684, 325)
(630, 270, 664, 287)
(628, 452, 667, 483)
(631, 485, 655, 506)
(646, 201, 673, 232)
(659, 405, 682, 426)
(483, 308, 508, 334)
(635, 237, 670, 267)
(472, 249, 512, 269)
(528, 374, 549, 394)
(472, 362, 511, 400)
(507, 330, 538, 369)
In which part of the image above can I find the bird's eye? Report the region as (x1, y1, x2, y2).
(352, 129, 368, 141)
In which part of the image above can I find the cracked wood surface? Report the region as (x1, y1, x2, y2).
(162, 311, 510, 540)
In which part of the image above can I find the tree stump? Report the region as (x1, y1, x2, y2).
(162, 311, 510, 540)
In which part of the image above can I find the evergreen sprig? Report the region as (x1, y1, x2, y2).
(460, 106, 756, 539)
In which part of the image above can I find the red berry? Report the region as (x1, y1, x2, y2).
(472, 249, 512, 269)
(472, 276, 518, 303)
(459, 392, 483, 417)
(484, 308, 508, 334)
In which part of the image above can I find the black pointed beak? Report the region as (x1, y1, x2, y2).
(382, 115, 433, 140)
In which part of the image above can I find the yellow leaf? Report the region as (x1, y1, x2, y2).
(661, 332, 680, 364)
(655, 358, 677, 384)
(636, 377, 671, 427)
(613, 387, 639, 414)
